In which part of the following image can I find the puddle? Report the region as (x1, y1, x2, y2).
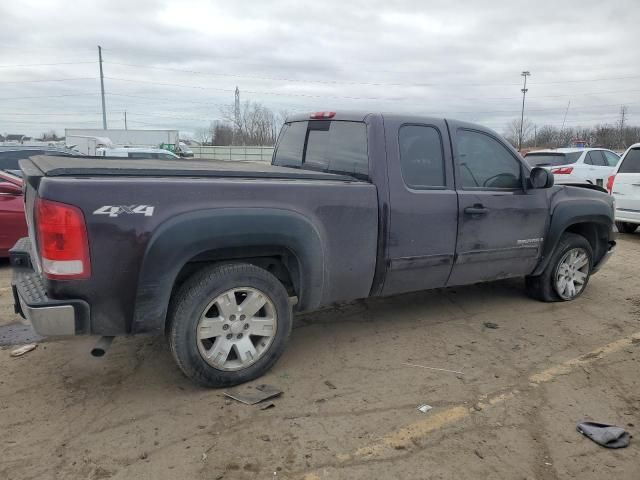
(0, 323, 44, 347)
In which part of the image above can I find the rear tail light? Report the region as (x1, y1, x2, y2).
(35, 197, 91, 279)
(310, 111, 335, 119)
(550, 167, 574, 175)
(606, 174, 616, 194)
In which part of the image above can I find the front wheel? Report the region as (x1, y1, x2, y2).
(525, 233, 593, 302)
(616, 221, 638, 234)
(167, 263, 292, 388)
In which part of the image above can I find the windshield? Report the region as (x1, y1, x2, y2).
(524, 152, 582, 167)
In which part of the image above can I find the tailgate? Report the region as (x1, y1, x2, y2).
(19, 159, 43, 273)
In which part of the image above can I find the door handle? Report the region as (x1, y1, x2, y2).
(464, 204, 489, 215)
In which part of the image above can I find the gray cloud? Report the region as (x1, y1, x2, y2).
(1, 0, 638, 137)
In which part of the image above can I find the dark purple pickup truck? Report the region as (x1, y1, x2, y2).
(11, 112, 615, 387)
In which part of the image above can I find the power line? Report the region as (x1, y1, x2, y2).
(0, 61, 96, 68)
(105, 61, 640, 88)
(0, 77, 97, 84)
(0, 92, 98, 100)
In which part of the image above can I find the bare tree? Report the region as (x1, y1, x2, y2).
(503, 118, 534, 148)
(194, 126, 212, 145)
(222, 100, 279, 146)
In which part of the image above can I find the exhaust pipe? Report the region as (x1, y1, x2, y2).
(91, 336, 115, 357)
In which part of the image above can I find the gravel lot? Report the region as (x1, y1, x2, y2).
(1, 234, 639, 480)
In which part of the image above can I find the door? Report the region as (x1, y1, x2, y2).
(584, 150, 611, 187)
(382, 118, 458, 295)
(613, 147, 640, 223)
(0, 175, 27, 256)
(447, 125, 549, 286)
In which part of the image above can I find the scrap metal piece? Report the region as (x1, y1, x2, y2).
(224, 384, 282, 405)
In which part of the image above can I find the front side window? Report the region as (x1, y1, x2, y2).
(456, 129, 522, 189)
(398, 125, 445, 188)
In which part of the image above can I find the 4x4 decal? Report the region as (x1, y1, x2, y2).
(93, 205, 155, 217)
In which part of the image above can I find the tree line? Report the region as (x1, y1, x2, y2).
(503, 109, 639, 151)
(194, 101, 288, 146)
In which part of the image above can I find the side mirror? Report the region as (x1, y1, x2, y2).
(529, 167, 554, 189)
(0, 182, 22, 195)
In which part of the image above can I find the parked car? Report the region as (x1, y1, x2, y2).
(0, 147, 80, 257)
(607, 143, 640, 233)
(0, 145, 79, 177)
(10, 112, 615, 387)
(0, 170, 26, 258)
(178, 141, 194, 158)
(96, 147, 180, 160)
(524, 148, 620, 187)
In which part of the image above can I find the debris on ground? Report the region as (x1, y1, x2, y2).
(10, 344, 37, 357)
(224, 384, 282, 405)
(324, 380, 337, 390)
(483, 322, 499, 329)
(417, 404, 432, 414)
(259, 402, 275, 410)
(402, 362, 463, 375)
(576, 421, 630, 448)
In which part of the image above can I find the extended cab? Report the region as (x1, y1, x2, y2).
(11, 112, 616, 387)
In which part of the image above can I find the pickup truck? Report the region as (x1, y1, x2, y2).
(10, 112, 616, 387)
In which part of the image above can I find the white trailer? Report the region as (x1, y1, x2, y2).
(65, 129, 179, 149)
(65, 135, 113, 156)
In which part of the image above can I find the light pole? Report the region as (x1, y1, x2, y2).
(518, 71, 530, 151)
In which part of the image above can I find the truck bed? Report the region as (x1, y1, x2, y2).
(23, 155, 359, 182)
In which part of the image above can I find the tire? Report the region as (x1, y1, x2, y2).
(525, 233, 593, 302)
(616, 221, 638, 234)
(167, 263, 292, 388)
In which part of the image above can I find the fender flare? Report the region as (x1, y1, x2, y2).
(531, 200, 612, 276)
(132, 207, 325, 334)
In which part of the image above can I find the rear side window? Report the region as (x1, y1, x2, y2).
(619, 148, 640, 173)
(603, 151, 620, 167)
(586, 151, 606, 166)
(398, 125, 445, 188)
(524, 152, 581, 167)
(273, 120, 368, 178)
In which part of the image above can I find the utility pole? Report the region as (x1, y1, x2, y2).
(98, 46, 107, 129)
(124, 111, 127, 130)
(619, 105, 627, 148)
(518, 71, 530, 151)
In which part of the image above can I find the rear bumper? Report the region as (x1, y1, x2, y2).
(10, 238, 89, 336)
(591, 240, 616, 274)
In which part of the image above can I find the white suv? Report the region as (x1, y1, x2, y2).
(608, 143, 640, 234)
(524, 148, 620, 187)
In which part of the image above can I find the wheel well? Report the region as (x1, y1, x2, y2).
(171, 246, 300, 303)
(564, 222, 608, 262)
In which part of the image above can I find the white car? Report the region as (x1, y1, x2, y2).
(608, 143, 640, 234)
(524, 148, 620, 187)
(95, 147, 180, 160)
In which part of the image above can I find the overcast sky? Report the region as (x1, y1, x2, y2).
(1, 0, 639, 138)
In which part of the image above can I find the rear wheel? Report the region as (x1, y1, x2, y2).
(525, 233, 593, 302)
(616, 221, 638, 234)
(167, 263, 292, 388)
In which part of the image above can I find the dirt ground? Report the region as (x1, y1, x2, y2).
(1, 234, 639, 480)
